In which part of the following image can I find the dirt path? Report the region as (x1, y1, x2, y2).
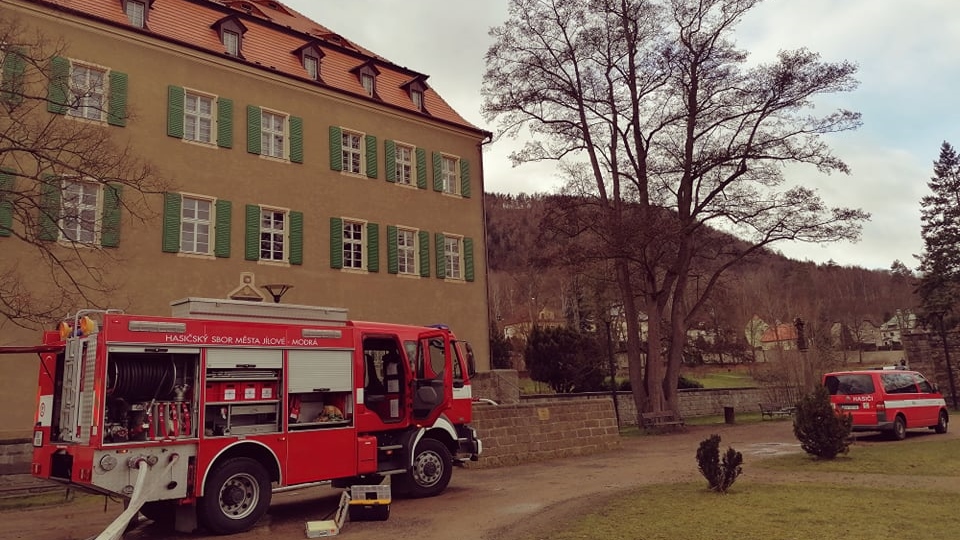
(1, 421, 954, 540)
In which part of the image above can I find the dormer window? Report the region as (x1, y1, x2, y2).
(120, 0, 150, 28)
(361, 73, 374, 96)
(212, 16, 247, 58)
(350, 61, 381, 99)
(294, 42, 324, 82)
(401, 76, 429, 112)
(223, 30, 239, 56)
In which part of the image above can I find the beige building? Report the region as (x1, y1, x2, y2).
(0, 0, 490, 439)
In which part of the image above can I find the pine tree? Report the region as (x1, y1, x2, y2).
(917, 142, 960, 318)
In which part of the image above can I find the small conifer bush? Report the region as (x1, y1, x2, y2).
(695, 434, 743, 493)
(793, 385, 853, 459)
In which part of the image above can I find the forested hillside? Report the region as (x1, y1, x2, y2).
(485, 192, 917, 356)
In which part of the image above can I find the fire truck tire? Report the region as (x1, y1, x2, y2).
(935, 410, 948, 434)
(198, 457, 272, 535)
(395, 438, 452, 498)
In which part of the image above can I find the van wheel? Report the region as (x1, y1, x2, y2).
(935, 411, 948, 434)
(198, 457, 272, 535)
(891, 416, 907, 440)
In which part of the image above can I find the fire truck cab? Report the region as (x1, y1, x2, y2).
(20, 298, 481, 535)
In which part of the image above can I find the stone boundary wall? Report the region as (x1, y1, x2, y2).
(0, 439, 31, 475)
(467, 397, 621, 468)
(905, 330, 960, 406)
(470, 370, 521, 405)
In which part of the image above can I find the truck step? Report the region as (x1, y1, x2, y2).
(378, 444, 403, 451)
(376, 468, 406, 476)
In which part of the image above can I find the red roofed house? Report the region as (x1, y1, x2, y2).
(759, 323, 799, 352)
(0, 0, 490, 439)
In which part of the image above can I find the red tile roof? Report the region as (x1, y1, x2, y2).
(760, 323, 798, 343)
(35, 0, 484, 134)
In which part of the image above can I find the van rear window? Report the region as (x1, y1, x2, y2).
(824, 374, 875, 395)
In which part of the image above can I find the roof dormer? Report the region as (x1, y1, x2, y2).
(224, 1, 268, 19)
(120, 0, 154, 29)
(350, 60, 380, 99)
(293, 41, 325, 82)
(211, 15, 248, 58)
(401, 75, 430, 112)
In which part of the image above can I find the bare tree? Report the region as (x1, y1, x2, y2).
(482, 0, 868, 416)
(0, 14, 167, 327)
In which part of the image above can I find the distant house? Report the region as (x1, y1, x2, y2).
(759, 323, 799, 352)
(880, 311, 918, 349)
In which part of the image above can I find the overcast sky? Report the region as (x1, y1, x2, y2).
(284, 0, 956, 272)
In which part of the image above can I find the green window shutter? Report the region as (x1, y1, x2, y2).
(107, 71, 128, 127)
(329, 126, 343, 171)
(416, 148, 427, 189)
(0, 169, 15, 237)
(464, 237, 475, 282)
(460, 159, 472, 198)
(166, 85, 184, 138)
(384, 140, 396, 183)
(365, 134, 378, 178)
(367, 222, 379, 273)
(217, 98, 233, 148)
(246, 105, 261, 155)
(39, 175, 61, 241)
(214, 199, 232, 258)
(47, 56, 70, 115)
(289, 210, 304, 265)
(289, 116, 304, 164)
(161, 192, 181, 252)
(432, 151, 443, 192)
(1, 46, 26, 104)
(418, 230, 430, 278)
(100, 184, 122, 247)
(386, 225, 398, 274)
(434, 232, 446, 279)
(329, 217, 343, 269)
(244, 204, 260, 260)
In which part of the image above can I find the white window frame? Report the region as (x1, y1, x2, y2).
(67, 62, 107, 122)
(125, 0, 146, 28)
(341, 130, 363, 175)
(343, 219, 365, 270)
(223, 30, 240, 56)
(395, 143, 414, 186)
(180, 196, 213, 255)
(59, 179, 100, 244)
(260, 207, 287, 262)
(444, 235, 463, 280)
(304, 55, 319, 80)
(260, 109, 287, 159)
(184, 91, 214, 144)
(442, 155, 459, 195)
(397, 228, 417, 275)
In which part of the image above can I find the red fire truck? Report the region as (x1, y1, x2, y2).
(6, 298, 481, 535)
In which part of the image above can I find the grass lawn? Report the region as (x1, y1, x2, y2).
(531, 432, 960, 539)
(687, 370, 757, 388)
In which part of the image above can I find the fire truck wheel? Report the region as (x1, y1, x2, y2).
(891, 416, 907, 441)
(935, 410, 948, 434)
(199, 457, 272, 535)
(396, 438, 452, 498)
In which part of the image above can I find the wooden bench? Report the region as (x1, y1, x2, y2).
(640, 411, 685, 430)
(759, 402, 795, 420)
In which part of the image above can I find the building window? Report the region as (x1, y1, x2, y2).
(260, 208, 286, 261)
(398, 228, 416, 275)
(341, 130, 363, 174)
(60, 180, 100, 243)
(261, 110, 286, 159)
(68, 64, 106, 121)
(125, 0, 146, 28)
(442, 156, 459, 195)
(223, 30, 240, 56)
(444, 236, 462, 280)
(361, 73, 375, 96)
(343, 220, 364, 269)
(304, 55, 319, 80)
(411, 89, 423, 110)
(181, 197, 211, 254)
(184, 92, 213, 143)
(395, 144, 413, 186)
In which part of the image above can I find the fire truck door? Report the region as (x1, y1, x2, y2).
(412, 331, 451, 424)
